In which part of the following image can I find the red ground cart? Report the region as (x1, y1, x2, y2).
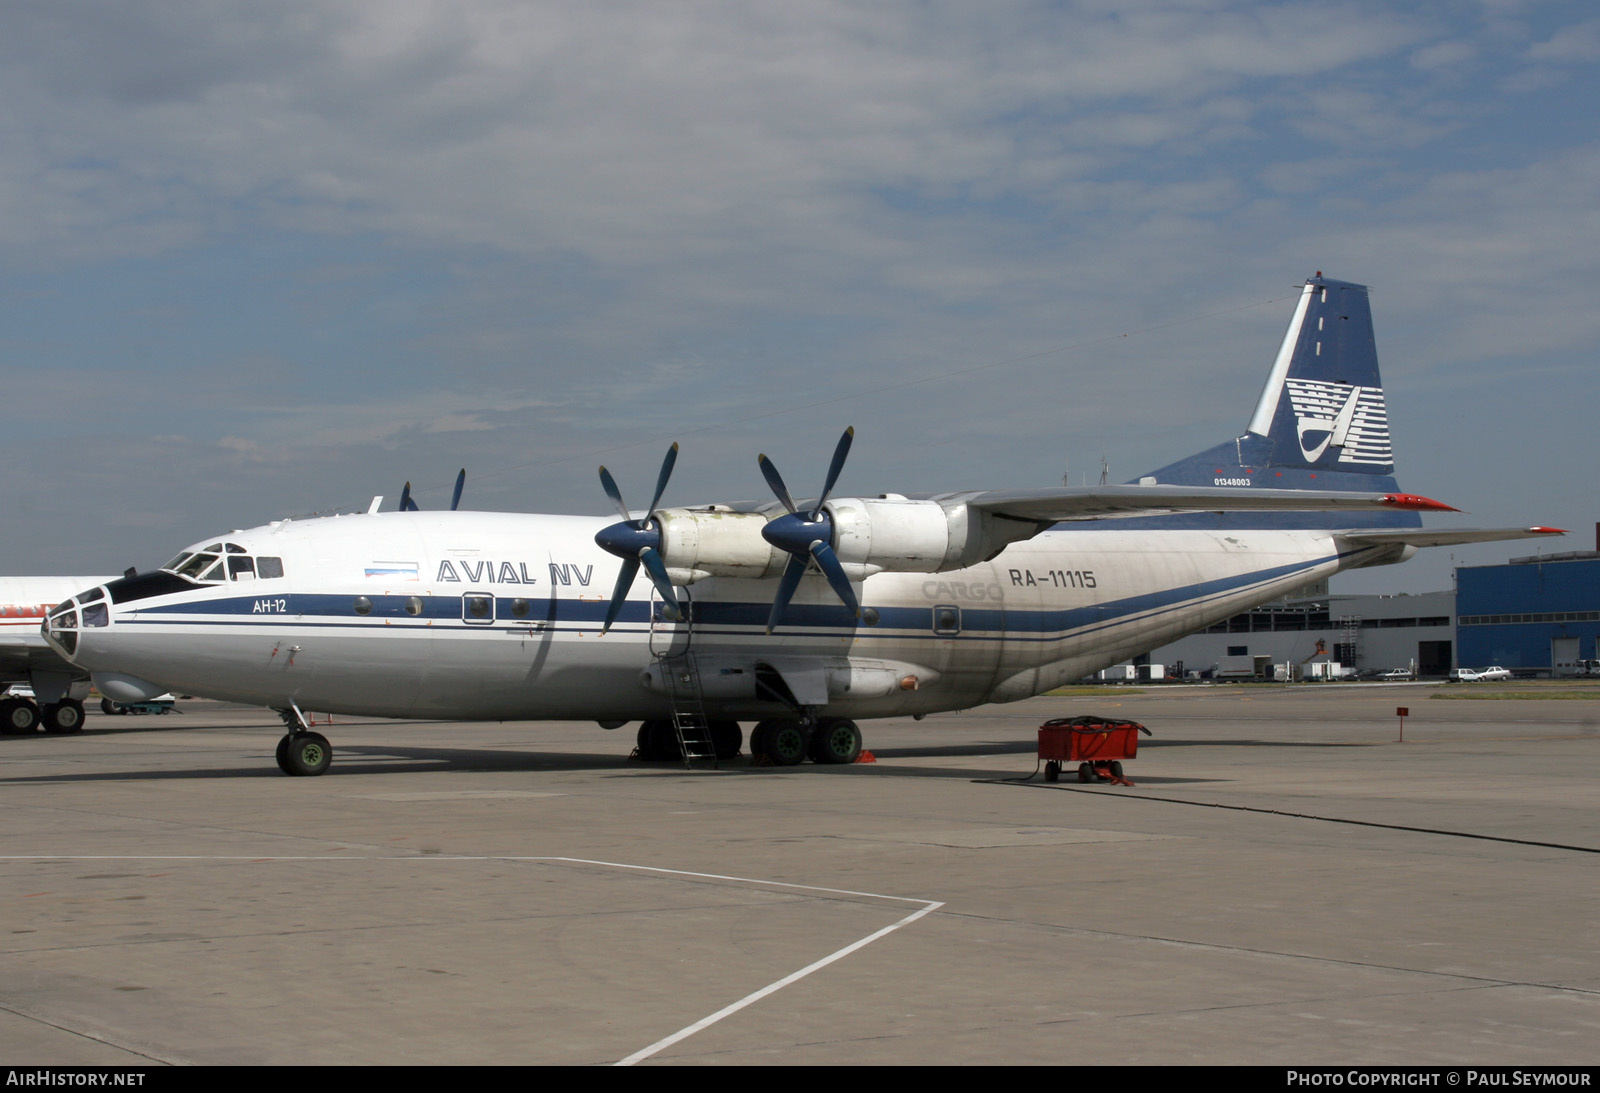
(1038, 716, 1152, 785)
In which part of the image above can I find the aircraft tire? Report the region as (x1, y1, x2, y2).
(636, 719, 678, 761)
(101, 698, 118, 716)
(0, 698, 39, 734)
(275, 734, 294, 774)
(283, 732, 332, 776)
(765, 722, 808, 766)
(810, 718, 862, 765)
(42, 699, 85, 735)
(748, 720, 774, 760)
(708, 720, 742, 760)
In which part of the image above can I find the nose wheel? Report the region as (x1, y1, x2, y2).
(276, 731, 332, 776)
(273, 705, 332, 776)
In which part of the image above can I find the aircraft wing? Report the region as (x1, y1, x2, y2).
(1335, 527, 1566, 548)
(963, 485, 1459, 523)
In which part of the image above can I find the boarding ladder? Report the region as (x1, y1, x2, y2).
(654, 651, 718, 769)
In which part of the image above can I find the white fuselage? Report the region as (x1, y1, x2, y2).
(52, 511, 1381, 722)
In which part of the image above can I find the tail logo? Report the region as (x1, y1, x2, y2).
(1286, 379, 1392, 466)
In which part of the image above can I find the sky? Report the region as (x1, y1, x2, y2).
(1, 0, 1595, 595)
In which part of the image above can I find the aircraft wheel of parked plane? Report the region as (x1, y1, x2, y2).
(758, 721, 809, 766)
(42, 699, 85, 734)
(635, 719, 680, 761)
(278, 732, 331, 777)
(1, 698, 39, 734)
(709, 720, 742, 760)
(809, 718, 862, 765)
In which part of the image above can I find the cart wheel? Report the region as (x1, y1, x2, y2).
(1110, 761, 1124, 779)
(1077, 762, 1093, 783)
(1045, 760, 1060, 783)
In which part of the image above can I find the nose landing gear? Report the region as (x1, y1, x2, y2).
(274, 705, 332, 776)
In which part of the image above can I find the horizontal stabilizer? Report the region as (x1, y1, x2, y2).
(967, 485, 1458, 525)
(1336, 527, 1566, 549)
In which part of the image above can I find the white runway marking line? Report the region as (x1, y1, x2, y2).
(0, 852, 945, 1065)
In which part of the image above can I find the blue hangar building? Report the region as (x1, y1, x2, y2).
(1456, 550, 1600, 674)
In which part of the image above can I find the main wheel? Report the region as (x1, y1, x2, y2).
(0, 698, 38, 734)
(637, 719, 679, 761)
(282, 732, 331, 776)
(765, 722, 809, 766)
(101, 697, 119, 716)
(810, 718, 862, 765)
(749, 720, 775, 760)
(43, 699, 85, 735)
(708, 720, 742, 760)
(275, 734, 294, 775)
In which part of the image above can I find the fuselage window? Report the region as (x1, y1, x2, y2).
(405, 596, 423, 617)
(353, 596, 372, 615)
(257, 557, 285, 579)
(509, 598, 529, 619)
(463, 595, 492, 623)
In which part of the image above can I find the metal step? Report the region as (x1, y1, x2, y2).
(655, 652, 717, 768)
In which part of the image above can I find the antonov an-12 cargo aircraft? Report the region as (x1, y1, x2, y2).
(42, 275, 1559, 775)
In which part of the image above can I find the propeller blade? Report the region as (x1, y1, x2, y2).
(758, 454, 798, 514)
(398, 482, 414, 512)
(813, 427, 854, 516)
(598, 466, 632, 523)
(646, 443, 679, 519)
(765, 554, 811, 634)
(809, 540, 860, 617)
(638, 547, 681, 621)
(601, 557, 640, 633)
(450, 469, 466, 511)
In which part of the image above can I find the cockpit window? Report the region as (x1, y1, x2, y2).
(175, 553, 219, 579)
(162, 544, 282, 583)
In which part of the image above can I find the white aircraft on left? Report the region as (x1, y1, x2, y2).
(0, 575, 115, 732)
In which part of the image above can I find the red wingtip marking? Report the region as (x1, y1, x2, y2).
(1382, 493, 1461, 512)
(1529, 526, 1567, 534)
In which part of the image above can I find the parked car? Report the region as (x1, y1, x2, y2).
(1379, 668, 1415, 681)
(1449, 666, 1513, 682)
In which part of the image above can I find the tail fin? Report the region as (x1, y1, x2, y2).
(1139, 273, 1415, 528)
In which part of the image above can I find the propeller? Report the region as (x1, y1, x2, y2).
(398, 469, 466, 512)
(757, 427, 860, 633)
(593, 444, 682, 633)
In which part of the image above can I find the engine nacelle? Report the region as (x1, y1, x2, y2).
(826, 496, 1030, 574)
(656, 508, 785, 583)
(652, 498, 1038, 583)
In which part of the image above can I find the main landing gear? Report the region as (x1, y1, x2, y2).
(273, 706, 331, 776)
(630, 716, 866, 767)
(0, 697, 84, 735)
(748, 717, 863, 766)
